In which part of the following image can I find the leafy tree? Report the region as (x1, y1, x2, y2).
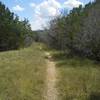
(0, 1, 34, 51)
(46, 0, 100, 61)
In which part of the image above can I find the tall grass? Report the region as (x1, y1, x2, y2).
(52, 51, 100, 100)
(0, 43, 46, 100)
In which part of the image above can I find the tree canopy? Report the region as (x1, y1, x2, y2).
(46, 0, 100, 61)
(0, 1, 33, 51)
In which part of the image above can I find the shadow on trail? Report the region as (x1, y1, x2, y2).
(51, 52, 100, 68)
(89, 92, 100, 100)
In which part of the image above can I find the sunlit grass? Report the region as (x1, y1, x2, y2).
(0, 43, 46, 100)
(52, 51, 100, 100)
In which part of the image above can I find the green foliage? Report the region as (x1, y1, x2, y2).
(50, 51, 100, 100)
(0, 43, 46, 100)
(47, 0, 100, 61)
(0, 2, 33, 51)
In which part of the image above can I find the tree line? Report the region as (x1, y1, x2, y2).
(46, 0, 100, 61)
(0, 1, 34, 51)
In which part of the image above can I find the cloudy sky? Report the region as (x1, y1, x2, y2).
(0, 0, 94, 30)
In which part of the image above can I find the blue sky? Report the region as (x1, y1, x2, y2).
(0, 0, 94, 30)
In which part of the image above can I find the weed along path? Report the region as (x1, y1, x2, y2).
(43, 52, 58, 100)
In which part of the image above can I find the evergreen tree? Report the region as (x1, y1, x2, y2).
(0, 1, 33, 51)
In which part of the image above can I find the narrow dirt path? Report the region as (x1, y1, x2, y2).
(43, 52, 58, 100)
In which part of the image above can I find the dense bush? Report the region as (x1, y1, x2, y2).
(0, 2, 34, 51)
(47, 0, 100, 61)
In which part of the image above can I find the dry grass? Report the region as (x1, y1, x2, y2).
(52, 51, 100, 100)
(0, 43, 46, 100)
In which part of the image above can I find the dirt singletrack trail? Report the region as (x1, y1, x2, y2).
(43, 52, 58, 100)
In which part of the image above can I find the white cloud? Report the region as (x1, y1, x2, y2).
(30, 16, 47, 30)
(30, 3, 36, 8)
(30, 0, 61, 30)
(12, 5, 24, 12)
(63, 0, 84, 9)
(35, 0, 61, 18)
(30, 0, 84, 30)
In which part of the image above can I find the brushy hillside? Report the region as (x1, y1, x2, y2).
(51, 51, 100, 100)
(46, 0, 100, 61)
(0, 43, 46, 100)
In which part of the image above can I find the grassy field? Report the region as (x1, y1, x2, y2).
(52, 52, 100, 100)
(0, 43, 46, 100)
(0, 44, 100, 100)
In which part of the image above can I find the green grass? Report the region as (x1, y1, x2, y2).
(1, 44, 100, 100)
(52, 51, 100, 100)
(0, 43, 46, 100)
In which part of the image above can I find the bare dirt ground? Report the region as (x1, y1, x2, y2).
(43, 52, 58, 100)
